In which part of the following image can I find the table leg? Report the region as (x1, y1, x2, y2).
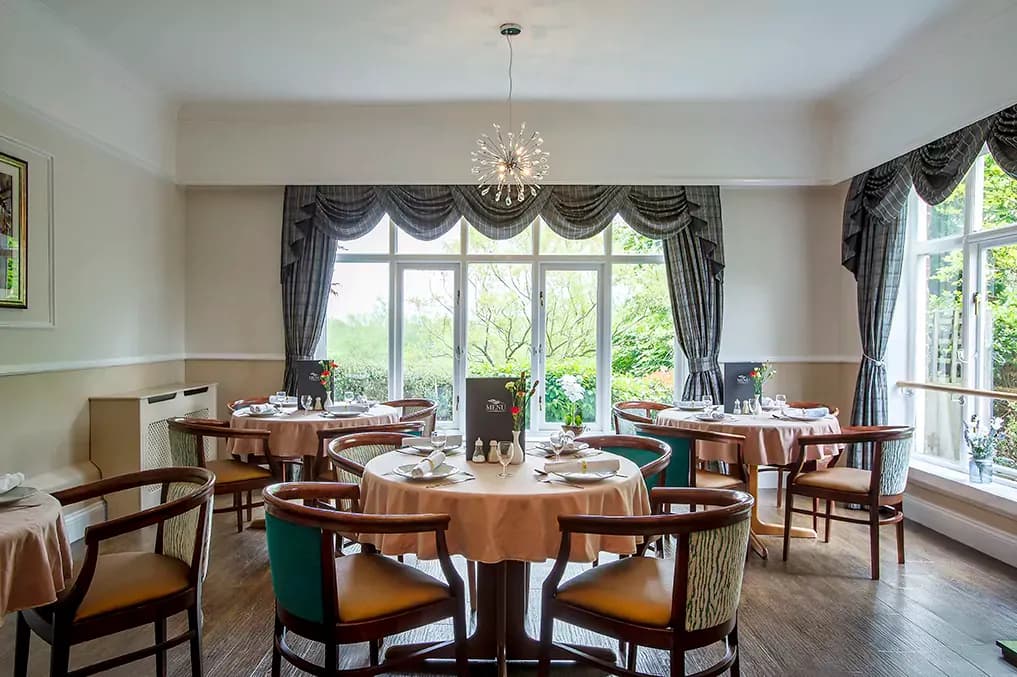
(748, 465, 817, 540)
(384, 561, 616, 671)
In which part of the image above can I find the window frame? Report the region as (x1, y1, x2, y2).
(327, 216, 681, 432)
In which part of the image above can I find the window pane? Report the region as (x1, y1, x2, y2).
(544, 269, 598, 425)
(467, 224, 532, 255)
(920, 179, 966, 240)
(402, 269, 456, 422)
(467, 264, 531, 376)
(327, 262, 389, 400)
(337, 217, 390, 254)
(981, 154, 1017, 231)
(611, 263, 674, 406)
(539, 218, 604, 255)
(916, 389, 964, 464)
(396, 222, 462, 254)
(984, 243, 1017, 473)
(612, 217, 663, 255)
(920, 251, 964, 385)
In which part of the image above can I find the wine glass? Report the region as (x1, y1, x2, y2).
(343, 390, 354, 404)
(775, 394, 788, 412)
(702, 395, 713, 412)
(300, 395, 313, 411)
(497, 441, 514, 478)
(549, 431, 564, 462)
(271, 390, 286, 405)
(430, 430, 447, 453)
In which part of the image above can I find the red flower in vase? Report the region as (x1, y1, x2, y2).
(511, 406, 520, 415)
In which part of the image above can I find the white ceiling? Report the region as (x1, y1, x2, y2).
(38, 0, 959, 104)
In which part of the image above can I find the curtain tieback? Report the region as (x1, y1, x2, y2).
(861, 353, 886, 369)
(688, 357, 720, 373)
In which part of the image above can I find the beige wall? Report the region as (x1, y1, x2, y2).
(184, 358, 284, 413)
(0, 99, 186, 487)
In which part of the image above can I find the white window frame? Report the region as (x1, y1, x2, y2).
(907, 149, 1017, 478)
(327, 216, 678, 432)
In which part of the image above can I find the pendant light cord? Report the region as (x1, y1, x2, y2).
(506, 33, 514, 134)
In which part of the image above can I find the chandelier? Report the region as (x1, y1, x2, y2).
(471, 23, 549, 206)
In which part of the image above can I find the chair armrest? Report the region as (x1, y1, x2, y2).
(53, 467, 208, 507)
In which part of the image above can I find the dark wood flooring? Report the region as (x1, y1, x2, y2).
(3, 491, 1016, 676)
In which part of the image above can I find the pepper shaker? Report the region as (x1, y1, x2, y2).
(487, 439, 499, 463)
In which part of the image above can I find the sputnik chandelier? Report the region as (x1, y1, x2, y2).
(471, 23, 549, 205)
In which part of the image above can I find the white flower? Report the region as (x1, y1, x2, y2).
(558, 374, 586, 403)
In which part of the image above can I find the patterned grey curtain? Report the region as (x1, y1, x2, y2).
(282, 184, 725, 399)
(841, 102, 1017, 466)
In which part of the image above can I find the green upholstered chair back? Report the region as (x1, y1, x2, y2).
(634, 429, 692, 488)
(265, 512, 327, 624)
(683, 517, 751, 631)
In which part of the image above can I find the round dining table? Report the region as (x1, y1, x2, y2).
(226, 405, 400, 460)
(656, 408, 842, 550)
(360, 449, 649, 670)
(0, 492, 73, 620)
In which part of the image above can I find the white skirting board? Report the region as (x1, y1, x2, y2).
(63, 499, 106, 543)
(905, 493, 1017, 569)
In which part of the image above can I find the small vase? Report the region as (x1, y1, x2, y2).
(510, 429, 525, 465)
(323, 393, 333, 410)
(752, 395, 762, 415)
(969, 457, 994, 484)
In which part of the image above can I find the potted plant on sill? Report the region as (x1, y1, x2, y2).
(963, 413, 1005, 484)
(559, 374, 586, 436)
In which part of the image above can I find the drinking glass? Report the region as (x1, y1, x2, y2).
(775, 394, 788, 411)
(272, 390, 286, 405)
(343, 391, 354, 404)
(430, 430, 447, 453)
(702, 395, 713, 412)
(549, 431, 564, 462)
(300, 395, 313, 411)
(497, 441, 513, 478)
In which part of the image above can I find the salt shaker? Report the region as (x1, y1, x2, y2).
(313, 396, 322, 411)
(487, 439, 499, 463)
(733, 399, 742, 415)
(472, 438, 486, 463)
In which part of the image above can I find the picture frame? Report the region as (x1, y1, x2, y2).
(0, 150, 28, 308)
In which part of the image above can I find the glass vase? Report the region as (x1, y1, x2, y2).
(969, 457, 994, 484)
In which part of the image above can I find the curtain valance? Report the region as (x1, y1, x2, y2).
(842, 102, 1017, 274)
(282, 184, 724, 279)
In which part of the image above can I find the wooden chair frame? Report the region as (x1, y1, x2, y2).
(765, 401, 841, 508)
(311, 422, 424, 482)
(781, 425, 914, 580)
(612, 401, 672, 434)
(381, 399, 438, 436)
(538, 487, 754, 677)
(16, 467, 215, 677)
(576, 434, 672, 486)
(168, 417, 292, 533)
(634, 423, 748, 487)
(263, 482, 469, 677)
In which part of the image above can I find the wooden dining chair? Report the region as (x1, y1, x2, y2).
(263, 482, 469, 676)
(382, 398, 438, 436)
(168, 417, 288, 533)
(576, 434, 672, 488)
(15, 467, 215, 677)
(538, 487, 754, 677)
(612, 400, 672, 435)
(766, 400, 842, 508)
(634, 423, 747, 492)
(309, 421, 424, 482)
(782, 425, 914, 580)
(227, 396, 269, 412)
(325, 431, 480, 612)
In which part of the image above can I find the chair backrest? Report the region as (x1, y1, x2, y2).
(384, 398, 438, 436)
(227, 396, 269, 412)
(167, 417, 280, 476)
(634, 423, 747, 486)
(160, 470, 216, 580)
(576, 433, 671, 489)
(263, 482, 453, 626)
(311, 421, 424, 481)
(612, 401, 671, 435)
(326, 432, 405, 485)
(798, 425, 914, 496)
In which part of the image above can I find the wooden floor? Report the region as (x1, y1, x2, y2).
(3, 491, 1017, 676)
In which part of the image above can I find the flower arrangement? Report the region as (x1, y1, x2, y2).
(318, 359, 338, 398)
(505, 370, 538, 431)
(749, 362, 776, 396)
(963, 414, 1005, 461)
(558, 374, 586, 426)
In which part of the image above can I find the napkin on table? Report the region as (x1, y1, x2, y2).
(247, 403, 276, 415)
(796, 407, 830, 418)
(410, 451, 446, 477)
(545, 458, 620, 475)
(0, 472, 25, 493)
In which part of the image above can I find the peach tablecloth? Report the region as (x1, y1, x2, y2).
(360, 451, 650, 564)
(0, 492, 72, 617)
(656, 410, 842, 466)
(227, 406, 400, 458)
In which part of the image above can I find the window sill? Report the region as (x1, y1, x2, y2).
(909, 458, 1017, 519)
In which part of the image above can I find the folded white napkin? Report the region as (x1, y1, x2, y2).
(545, 458, 620, 475)
(700, 409, 726, 420)
(0, 472, 25, 493)
(410, 451, 446, 477)
(248, 403, 276, 415)
(793, 407, 829, 418)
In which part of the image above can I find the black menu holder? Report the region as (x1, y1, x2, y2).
(465, 377, 517, 451)
(294, 359, 328, 402)
(723, 362, 758, 412)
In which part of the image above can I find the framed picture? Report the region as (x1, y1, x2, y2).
(0, 151, 27, 308)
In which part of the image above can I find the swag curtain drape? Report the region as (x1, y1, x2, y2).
(842, 103, 1017, 463)
(281, 184, 725, 399)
